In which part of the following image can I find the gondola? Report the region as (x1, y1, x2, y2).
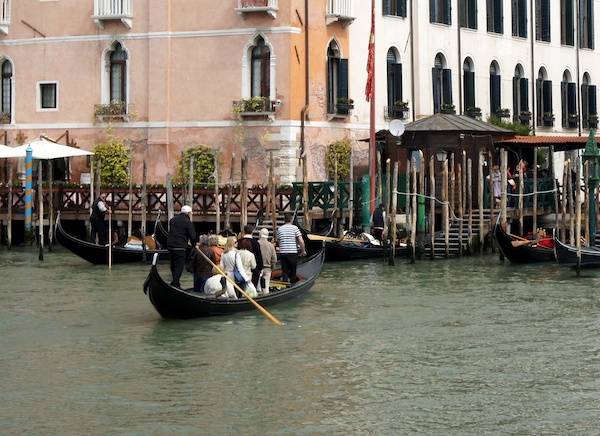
(553, 236, 600, 268)
(143, 246, 325, 319)
(493, 218, 555, 264)
(324, 235, 408, 261)
(55, 212, 169, 265)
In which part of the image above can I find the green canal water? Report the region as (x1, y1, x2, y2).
(1, 246, 599, 435)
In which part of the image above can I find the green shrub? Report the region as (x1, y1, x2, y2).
(326, 139, 352, 180)
(175, 144, 219, 186)
(93, 129, 132, 187)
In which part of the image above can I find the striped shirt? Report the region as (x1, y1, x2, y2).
(276, 223, 301, 254)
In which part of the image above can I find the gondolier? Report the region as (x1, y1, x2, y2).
(90, 193, 108, 245)
(370, 203, 386, 242)
(167, 205, 197, 287)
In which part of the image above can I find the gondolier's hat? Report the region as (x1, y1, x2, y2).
(181, 205, 192, 214)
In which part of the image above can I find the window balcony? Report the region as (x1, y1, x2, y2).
(0, 0, 11, 35)
(233, 98, 276, 121)
(92, 0, 133, 29)
(235, 0, 278, 19)
(94, 101, 133, 122)
(326, 0, 355, 27)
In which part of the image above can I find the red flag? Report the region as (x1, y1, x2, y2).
(365, 0, 375, 102)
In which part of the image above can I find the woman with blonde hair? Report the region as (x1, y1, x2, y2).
(219, 236, 251, 295)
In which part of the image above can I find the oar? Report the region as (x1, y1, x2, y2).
(196, 249, 283, 325)
(511, 239, 533, 247)
(108, 208, 113, 270)
(307, 234, 367, 244)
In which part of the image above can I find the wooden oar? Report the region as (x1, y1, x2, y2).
(196, 249, 283, 325)
(511, 239, 533, 247)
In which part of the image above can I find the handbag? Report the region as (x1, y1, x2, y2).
(185, 248, 196, 273)
(233, 253, 245, 282)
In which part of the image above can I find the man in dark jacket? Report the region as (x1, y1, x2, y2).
(241, 224, 264, 292)
(90, 193, 108, 245)
(167, 205, 197, 287)
(370, 203, 386, 242)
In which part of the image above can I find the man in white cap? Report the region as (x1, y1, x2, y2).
(257, 228, 277, 294)
(166, 205, 197, 287)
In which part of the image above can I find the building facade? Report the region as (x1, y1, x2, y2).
(0, 0, 597, 186)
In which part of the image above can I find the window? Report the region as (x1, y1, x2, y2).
(490, 62, 501, 114)
(327, 40, 349, 114)
(580, 0, 594, 49)
(511, 0, 527, 37)
(581, 74, 597, 128)
(383, 0, 407, 18)
(463, 57, 476, 111)
(487, 0, 503, 34)
(432, 53, 452, 113)
(1, 60, 12, 119)
(561, 71, 577, 126)
(536, 68, 552, 125)
(459, 0, 477, 29)
(512, 65, 529, 120)
(386, 49, 403, 107)
(110, 42, 127, 105)
(430, 0, 451, 25)
(38, 82, 57, 110)
(251, 36, 270, 98)
(535, 0, 551, 42)
(561, 0, 575, 46)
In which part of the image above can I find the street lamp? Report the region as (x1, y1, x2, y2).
(435, 149, 448, 162)
(582, 129, 600, 245)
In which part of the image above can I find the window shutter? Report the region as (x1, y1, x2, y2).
(394, 63, 403, 102)
(432, 67, 441, 113)
(512, 77, 519, 118)
(518, 0, 527, 37)
(581, 84, 589, 120)
(464, 71, 475, 109)
(469, 0, 478, 29)
(520, 78, 529, 111)
(338, 58, 349, 101)
(442, 68, 453, 105)
(536, 78, 543, 124)
(511, 0, 518, 35)
(460, 0, 466, 27)
(383, 0, 391, 16)
(399, 0, 407, 17)
(542, 0, 551, 41)
(589, 85, 597, 114)
(567, 82, 577, 115)
(561, 81, 568, 125)
(443, 0, 451, 24)
(565, 0, 575, 46)
(487, 0, 492, 31)
(430, 0, 437, 22)
(543, 80, 553, 113)
(490, 74, 501, 113)
(494, 0, 503, 33)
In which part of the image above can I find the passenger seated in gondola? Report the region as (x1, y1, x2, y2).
(204, 274, 237, 299)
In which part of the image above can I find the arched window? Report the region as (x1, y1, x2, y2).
(251, 37, 270, 98)
(386, 48, 403, 117)
(561, 70, 577, 127)
(489, 61, 502, 114)
(581, 73, 598, 128)
(432, 53, 452, 113)
(463, 57, 476, 113)
(536, 67, 553, 126)
(512, 64, 529, 122)
(327, 40, 348, 114)
(1, 60, 12, 120)
(110, 42, 127, 105)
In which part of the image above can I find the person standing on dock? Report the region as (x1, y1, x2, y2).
(276, 213, 306, 284)
(167, 205, 197, 288)
(90, 193, 108, 245)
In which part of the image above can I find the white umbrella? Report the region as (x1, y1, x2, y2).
(0, 144, 23, 158)
(13, 136, 94, 159)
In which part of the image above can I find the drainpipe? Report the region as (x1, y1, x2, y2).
(409, 0, 415, 122)
(530, 0, 536, 136)
(457, 3, 462, 114)
(576, 0, 582, 137)
(300, 0, 310, 227)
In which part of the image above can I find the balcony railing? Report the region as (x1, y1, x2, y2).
(92, 0, 133, 29)
(235, 0, 278, 19)
(94, 102, 133, 122)
(326, 0, 355, 27)
(0, 0, 11, 34)
(233, 98, 277, 120)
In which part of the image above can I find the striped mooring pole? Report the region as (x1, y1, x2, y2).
(25, 146, 33, 231)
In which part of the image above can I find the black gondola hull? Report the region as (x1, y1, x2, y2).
(493, 220, 555, 264)
(143, 248, 325, 319)
(553, 237, 600, 268)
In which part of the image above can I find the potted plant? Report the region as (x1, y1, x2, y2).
(336, 97, 354, 115)
(441, 103, 455, 114)
(543, 111, 554, 126)
(466, 106, 481, 118)
(588, 113, 598, 128)
(389, 100, 409, 118)
(519, 110, 532, 124)
(567, 113, 579, 127)
(494, 108, 510, 118)
(0, 111, 10, 124)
